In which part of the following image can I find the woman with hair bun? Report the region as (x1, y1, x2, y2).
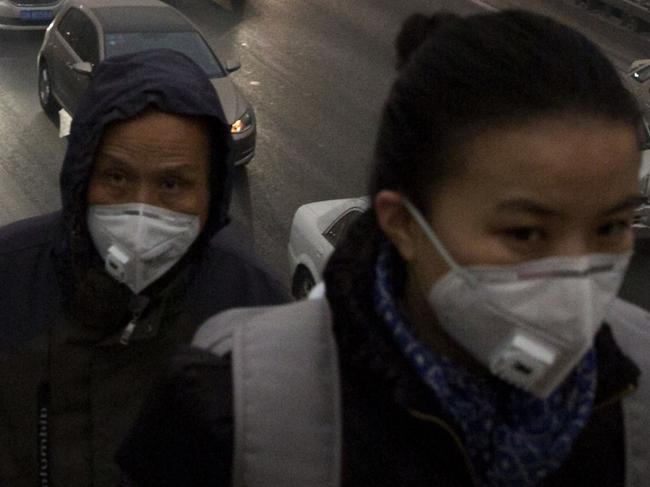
(118, 9, 644, 487)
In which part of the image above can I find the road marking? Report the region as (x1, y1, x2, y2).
(470, 0, 498, 12)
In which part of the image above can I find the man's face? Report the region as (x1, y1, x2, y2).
(87, 109, 211, 226)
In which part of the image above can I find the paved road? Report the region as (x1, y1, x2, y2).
(1, 0, 649, 284)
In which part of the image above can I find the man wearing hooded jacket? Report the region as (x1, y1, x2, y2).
(0, 49, 288, 487)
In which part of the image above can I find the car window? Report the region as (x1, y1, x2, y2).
(76, 15, 99, 65)
(57, 8, 82, 50)
(323, 209, 363, 246)
(104, 32, 226, 78)
(57, 8, 99, 64)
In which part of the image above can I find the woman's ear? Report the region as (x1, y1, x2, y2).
(374, 190, 418, 261)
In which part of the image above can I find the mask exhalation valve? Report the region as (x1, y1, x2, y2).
(105, 245, 130, 283)
(490, 333, 557, 392)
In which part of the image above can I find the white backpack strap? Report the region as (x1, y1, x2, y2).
(193, 299, 342, 487)
(605, 298, 650, 487)
(193, 307, 268, 357)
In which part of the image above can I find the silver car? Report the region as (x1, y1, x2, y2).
(37, 0, 256, 165)
(0, 0, 63, 30)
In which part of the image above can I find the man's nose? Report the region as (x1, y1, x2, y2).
(131, 184, 159, 207)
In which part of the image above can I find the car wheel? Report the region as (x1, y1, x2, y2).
(38, 61, 59, 115)
(292, 266, 316, 300)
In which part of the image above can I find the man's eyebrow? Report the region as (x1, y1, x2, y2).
(496, 199, 560, 217)
(95, 154, 200, 173)
(95, 153, 131, 168)
(156, 163, 202, 173)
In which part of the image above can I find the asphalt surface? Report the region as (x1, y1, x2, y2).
(1, 0, 650, 285)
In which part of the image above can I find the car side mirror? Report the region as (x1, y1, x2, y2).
(72, 61, 93, 75)
(226, 59, 241, 73)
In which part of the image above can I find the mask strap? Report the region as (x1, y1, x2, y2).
(402, 198, 478, 286)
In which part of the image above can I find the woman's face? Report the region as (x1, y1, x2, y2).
(387, 116, 641, 293)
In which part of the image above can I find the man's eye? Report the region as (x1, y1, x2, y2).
(598, 220, 632, 237)
(504, 227, 545, 242)
(161, 178, 185, 190)
(104, 171, 126, 185)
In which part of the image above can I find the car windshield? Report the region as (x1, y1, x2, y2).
(104, 32, 226, 78)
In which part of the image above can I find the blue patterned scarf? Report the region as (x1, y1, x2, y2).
(373, 242, 597, 486)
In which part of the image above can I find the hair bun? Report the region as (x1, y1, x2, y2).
(395, 12, 459, 69)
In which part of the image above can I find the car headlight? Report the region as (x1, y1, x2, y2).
(231, 110, 254, 134)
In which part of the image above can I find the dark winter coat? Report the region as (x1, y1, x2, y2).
(0, 50, 288, 487)
(116, 211, 640, 487)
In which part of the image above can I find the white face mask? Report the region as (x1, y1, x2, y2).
(403, 199, 631, 398)
(87, 203, 201, 294)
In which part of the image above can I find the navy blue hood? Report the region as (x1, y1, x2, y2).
(59, 49, 233, 241)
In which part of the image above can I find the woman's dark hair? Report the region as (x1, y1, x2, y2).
(371, 9, 641, 212)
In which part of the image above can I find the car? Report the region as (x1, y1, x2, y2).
(625, 59, 650, 114)
(637, 110, 650, 192)
(288, 197, 369, 299)
(37, 0, 256, 166)
(622, 62, 650, 220)
(0, 0, 63, 30)
(634, 203, 650, 226)
(623, 60, 650, 169)
(634, 118, 650, 231)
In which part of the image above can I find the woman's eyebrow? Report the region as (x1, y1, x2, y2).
(496, 198, 560, 217)
(496, 195, 644, 217)
(599, 195, 645, 216)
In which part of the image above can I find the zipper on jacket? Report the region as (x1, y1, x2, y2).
(120, 320, 138, 345)
(408, 408, 480, 487)
(37, 381, 51, 487)
(120, 295, 150, 345)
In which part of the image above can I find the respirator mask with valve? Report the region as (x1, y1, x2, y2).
(402, 199, 631, 399)
(87, 203, 201, 294)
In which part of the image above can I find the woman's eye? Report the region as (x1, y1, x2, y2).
(598, 220, 632, 237)
(504, 227, 545, 242)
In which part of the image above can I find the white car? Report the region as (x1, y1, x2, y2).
(638, 116, 650, 193)
(0, 0, 63, 29)
(288, 197, 369, 298)
(622, 61, 650, 179)
(625, 60, 650, 114)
